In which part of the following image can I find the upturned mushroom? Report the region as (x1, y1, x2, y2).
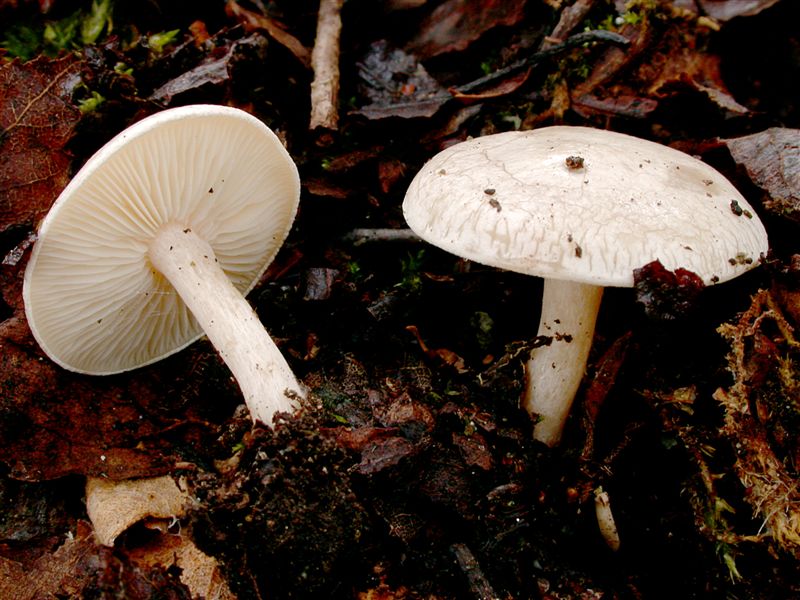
(23, 104, 304, 424)
(403, 126, 768, 446)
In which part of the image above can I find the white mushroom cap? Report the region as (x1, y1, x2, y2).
(403, 126, 768, 286)
(23, 105, 301, 375)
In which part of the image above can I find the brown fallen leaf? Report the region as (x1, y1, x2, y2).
(85, 475, 188, 546)
(405, 0, 527, 60)
(698, 0, 782, 21)
(226, 0, 311, 68)
(149, 33, 269, 104)
(0, 522, 192, 599)
(724, 128, 800, 223)
(355, 40, 447, 120)
(128, 534, 236, 600)
(405, 324, 468, 373)
(0, 55, 82, 234)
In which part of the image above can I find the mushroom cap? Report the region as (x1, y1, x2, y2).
(403, 126, 769, 287)
(23, 105, 301, 374)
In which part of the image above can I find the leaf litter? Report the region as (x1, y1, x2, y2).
(0, 0, 799, 597)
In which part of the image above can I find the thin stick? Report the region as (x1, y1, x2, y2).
(342, 228, 423, 245)
(450, 543, 499, 600)
(310, 0, 344, 130)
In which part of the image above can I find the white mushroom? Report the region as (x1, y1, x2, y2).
(23, 104, 304, 425)
(403, 126, 769, 446)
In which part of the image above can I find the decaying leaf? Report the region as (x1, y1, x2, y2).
(405, 0, 527, 60)
(725, 128, 800, 223)
(149, 33, 269, 104)
(225, 0, 311, 67)
(698, 0, 782, 21)
(356, 40, 447, 120)
(85, 475, 187, 546)
(127, 534, 236, 600)
(0, 55, 82, 234)
(0, 522, 192, 599)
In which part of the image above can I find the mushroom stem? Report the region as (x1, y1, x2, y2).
(524, 279, 604, 446)
(148, 222, 303, 424)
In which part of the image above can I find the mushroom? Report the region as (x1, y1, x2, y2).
(23, 104, 304, 425)
(403, 126, 768, 446)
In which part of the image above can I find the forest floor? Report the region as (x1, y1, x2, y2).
(1, 0, 799, 598)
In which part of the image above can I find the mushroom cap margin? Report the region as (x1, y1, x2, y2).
(403, 126, 769, 287)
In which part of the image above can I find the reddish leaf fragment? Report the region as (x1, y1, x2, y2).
(580, 332, 632, 460)
(572, 93, 657, 119)
(633, 260, 705, 320)
(698, 0, 781, 21)
(355, 40, 447, 120)
(450, 68, 531, 101)
(725, 128, 800, 223)
(375, 392, 435, 431)
(640, 32, 749, 114)
(405, 0, 527, 60)
(378, 158, 406, 194)
(452, 431, 492, 470)
(333, 425, 399, 452)
(0, 55, 82, 233)
(356, 435, 416, 475)
(0, 311, 206, 481)
(406, 324, 468, 373)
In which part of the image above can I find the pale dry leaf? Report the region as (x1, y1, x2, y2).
(85, 475, 188, 546)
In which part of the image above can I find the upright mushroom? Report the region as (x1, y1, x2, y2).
(24, 104, 304, 424)
(403, 126, 768, 446)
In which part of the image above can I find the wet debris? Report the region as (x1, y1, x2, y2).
(633, 260, 705, 320)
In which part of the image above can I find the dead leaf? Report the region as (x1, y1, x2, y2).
(0, 522, 193, 599)
(0, 55, 82, 234)
(405, 0, 527, 60)
(452, 431, 492, 470)
(85, 475, 187, 546)
(698, 0, 781, 21)
(580, 332, 632, 461)
(450, 68, 531, 101)
(128, 534, 236, 600)
(356, 435, 417, 475)
(724, 128, 800, 223)
(356, 40, 447, 120)
(149, 33, 268, 104)
(406, 324, 468, 373)
(643, 39, 750, 114)
(0, 306, 211, 481)
(225, 0, 311, 68)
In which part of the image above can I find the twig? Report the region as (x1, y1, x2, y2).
(452, 29, 629, 98)
(342, 228, 422, 246)
(450, 543, 499, 600)
(540, 0, 597, 50)
(310, 0, 344, 130)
